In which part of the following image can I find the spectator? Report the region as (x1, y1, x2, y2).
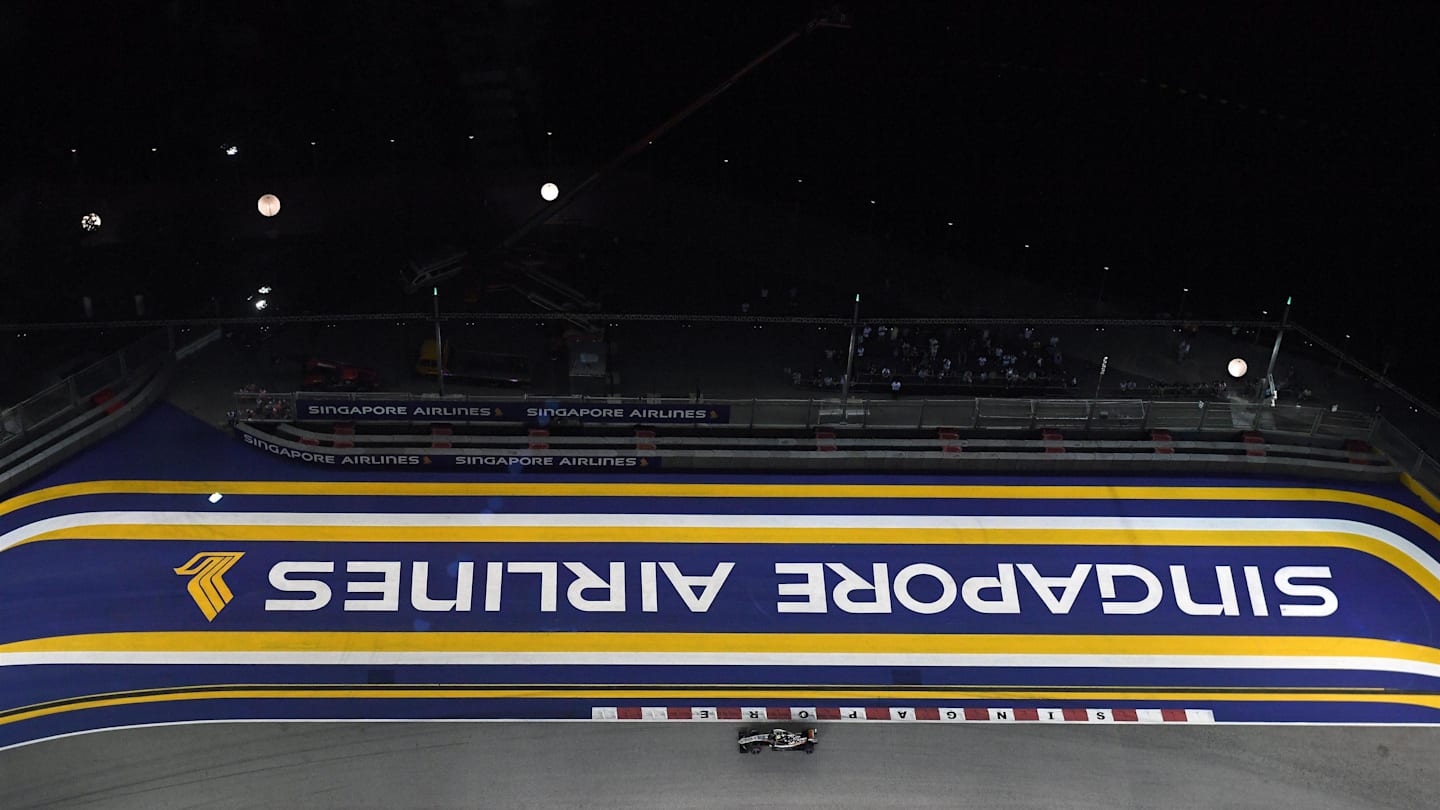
(891, 378, 902, 398)
(810, 323, 1074, 395)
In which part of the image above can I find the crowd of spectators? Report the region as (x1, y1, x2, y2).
(228, 384, 293, 423)
(797, 325, 1074, 395)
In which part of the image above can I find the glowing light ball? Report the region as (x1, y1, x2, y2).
(540, 182, 559, 201)
(1227, 358, 1248, 378)
(257, 194, 282, 217)
(80, 212, 102, 231)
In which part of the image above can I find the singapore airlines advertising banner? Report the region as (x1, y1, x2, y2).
(241, 431, 660, 470)
(293, 398, 730, 425)
(7, 538, 1399, 641)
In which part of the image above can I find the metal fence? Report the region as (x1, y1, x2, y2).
(0, 330, 171, 452)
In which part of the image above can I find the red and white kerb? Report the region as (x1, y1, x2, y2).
(592, 706, 1215, 723)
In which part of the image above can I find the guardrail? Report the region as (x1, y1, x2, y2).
(1368, 418, 1440, 497)
(235, 419, 1395, 480)
(229, 390, 1440, 492)
(235, 390, 1380, 437)
(1, 327, 224, 495)
(1, 330, 172, 453)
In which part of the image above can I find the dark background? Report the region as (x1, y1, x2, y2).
(1, 1, 1437, 392)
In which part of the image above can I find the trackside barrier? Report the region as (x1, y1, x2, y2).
(268, 422, 1380, 460)
(228, 390, 1440, 491)
(0, 361, 172, 495)
(248, 391, 1383, 437)
(244, 422, 1399, 480)
(0, 328, 221, 496)
(1369, 418, 1440, 501)
(1, 330, 173, 454)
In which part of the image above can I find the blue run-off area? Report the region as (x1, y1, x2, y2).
(3, 403, 1440, 749)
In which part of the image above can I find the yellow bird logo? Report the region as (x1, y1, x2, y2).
(174, 552, 246, 621)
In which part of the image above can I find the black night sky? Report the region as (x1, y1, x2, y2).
(2, 1, 1438, 387)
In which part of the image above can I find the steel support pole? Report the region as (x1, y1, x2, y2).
(1263, 297, 1292, 406)
(840, 294, 861, 407)
(432, 287, 445, 397)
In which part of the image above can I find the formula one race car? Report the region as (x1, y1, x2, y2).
(738, 727, 817, 754)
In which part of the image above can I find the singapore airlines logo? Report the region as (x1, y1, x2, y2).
(175, 552, 246, 621)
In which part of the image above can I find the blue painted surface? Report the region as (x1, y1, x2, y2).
(5, 403, 1440, 748)
(3, 661, 1426, 704)
(0, 540, 1428, 641)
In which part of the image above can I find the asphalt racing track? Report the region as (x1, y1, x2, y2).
(5, 722, 1440, 809)
(6, 405, 1440, 805)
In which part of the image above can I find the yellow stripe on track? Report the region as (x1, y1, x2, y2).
(4, 479, 1439, 541)
(6, 685, 1440, 728)
(7, 631, 1440, 664)
(1402, 474, 1440, 517)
